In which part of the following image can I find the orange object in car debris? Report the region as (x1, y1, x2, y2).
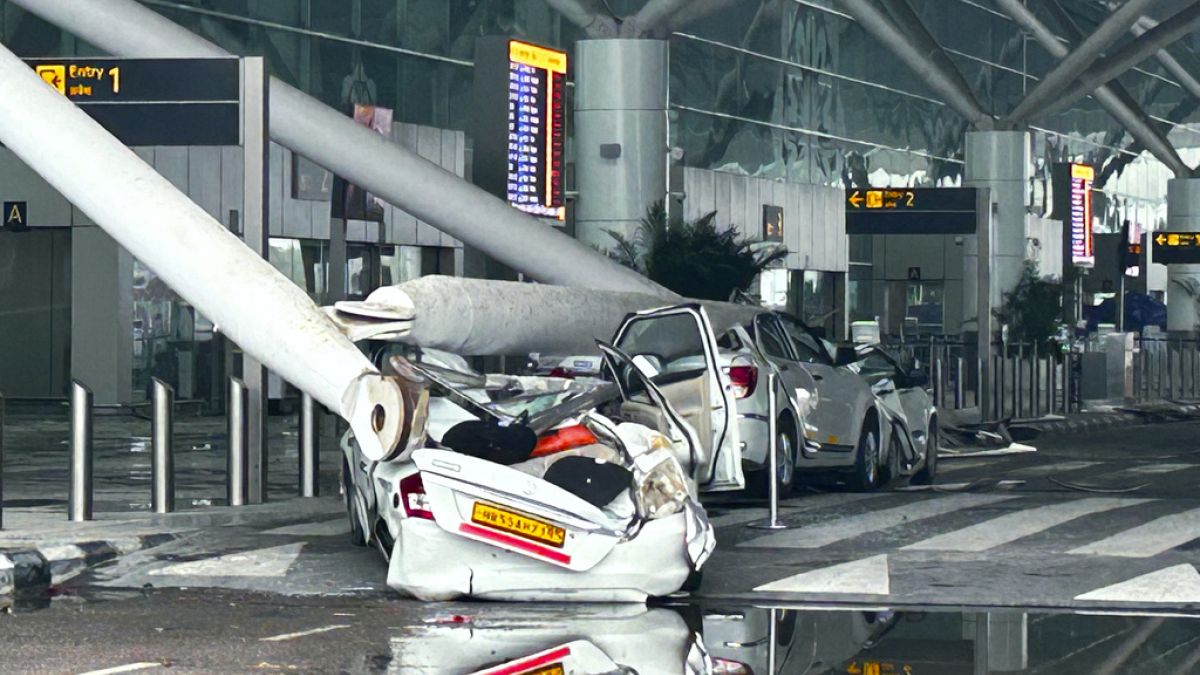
(531, 424, 598, 458)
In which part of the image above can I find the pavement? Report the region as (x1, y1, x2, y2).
(3, 408, 1200, 615)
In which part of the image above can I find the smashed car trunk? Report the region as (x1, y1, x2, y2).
(351, 352, 716, 602)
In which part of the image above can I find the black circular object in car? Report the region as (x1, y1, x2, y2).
(543, 456, 631, 508)
(441, 419, 537, 466)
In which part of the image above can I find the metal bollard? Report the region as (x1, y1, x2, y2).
(1032, 343, 1040, 418)
(748, 372, 787, 530)
(227, 378, 248, 507)
(151, 378, 175, 514)
(954, 356, 964, 409)
(69, 380, 94, 522)
(299, 391, 319, 497)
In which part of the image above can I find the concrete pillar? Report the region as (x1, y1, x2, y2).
(574, 39, 668, 252)
(70, 226, 133, 405)
(964, 130, 1030, 331)
(1167, 178, 1200, 335)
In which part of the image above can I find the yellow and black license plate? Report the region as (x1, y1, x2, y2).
(525, 665, 564, 675)
(471, 502, 566, 548)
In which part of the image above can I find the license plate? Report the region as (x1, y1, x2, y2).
(526, 665, 564, 675)
(471, 502, 566, 548)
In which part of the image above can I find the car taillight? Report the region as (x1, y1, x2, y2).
(725, 365, 758, 399)
(399, 473, 433, 520)
(531, 424, 598, 458)
(711, 658, 753, 675)
(548, 367, 575, 379)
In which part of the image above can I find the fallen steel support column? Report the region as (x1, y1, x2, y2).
(9, 0, 669, 297)
(0, 41, 403, 462)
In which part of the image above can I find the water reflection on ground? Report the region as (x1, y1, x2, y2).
(392, 601, 1200, 674)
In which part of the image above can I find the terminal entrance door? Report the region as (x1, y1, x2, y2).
(0, 229, 70, 398)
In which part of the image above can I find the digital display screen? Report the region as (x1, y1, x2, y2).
(1069, 163, 1095, 268)
(505, 41, 566, 221)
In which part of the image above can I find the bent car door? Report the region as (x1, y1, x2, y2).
(856, 347, 932, 458)
(412, 447, 627, 571)
(610, 304, 744, 491)
(772, 312, 862, 448)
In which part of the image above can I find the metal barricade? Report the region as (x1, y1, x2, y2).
(69, 380, 93, 522)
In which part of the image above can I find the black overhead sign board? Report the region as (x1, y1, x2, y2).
(845, 187, 977, 235)
(25, 58, 241, 146)
(1152, 231, 1200, 264)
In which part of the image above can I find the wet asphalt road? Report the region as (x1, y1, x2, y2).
(2, 420, 1200, 672)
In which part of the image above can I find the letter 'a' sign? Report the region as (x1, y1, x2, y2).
(2, 201, 27, 232)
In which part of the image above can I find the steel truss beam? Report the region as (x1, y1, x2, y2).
(837, 0, 995, 130)
(995, 0, 1191, 178)
(1040, 1, 1200, 119)
(1005, 0, 1157, 125)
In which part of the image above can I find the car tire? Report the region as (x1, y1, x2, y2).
(912, 419, 939, 485)
(342, 456, 367, 547)
(849, 422, 881, 492)
(748, 415, 798, 499)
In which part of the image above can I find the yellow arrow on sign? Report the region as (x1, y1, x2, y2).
(848, 190, 864, 208)
(1156, 233, 1168, 246)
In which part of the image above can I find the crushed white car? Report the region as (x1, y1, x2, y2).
(340, 307, 741, 601)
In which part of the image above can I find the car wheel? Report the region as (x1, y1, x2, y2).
(342, 456, 367, 546)
(849, 423, 881, 492)
(749, 415, 798, 498)
(912, 419, 939, 485)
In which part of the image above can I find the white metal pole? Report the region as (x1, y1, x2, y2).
(0, 42, 402, 462)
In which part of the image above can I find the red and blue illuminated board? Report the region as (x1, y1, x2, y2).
(472, 38, 566, 222)
(1068, 163, 1095, 268)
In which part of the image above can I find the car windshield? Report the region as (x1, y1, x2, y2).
(775, 312, 833, 365)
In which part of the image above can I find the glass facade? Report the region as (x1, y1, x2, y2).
(2, 0, 1199, 398)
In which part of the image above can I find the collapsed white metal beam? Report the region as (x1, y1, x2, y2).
(0, 41, 404, 462)
(997, 0, 1191, 178)
(1038, 1, 1200, 120)
(1005, 0, 1157, 125)
(8, 0, 669, 297)
(543, 0, 619, 38)
(1132, 17, 1200, 109)
(327, 276, 760, 356)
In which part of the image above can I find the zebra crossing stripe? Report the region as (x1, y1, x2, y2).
(754, 554, 890, 595)
(739, 494, 1016, 549)
(1075, 564, 1200, 603)
(1068, 508, 1200, 558)
(1009, 461, 1099, 477)
(902, 498, 1152, 552)
(1121, 463, 1195, 476)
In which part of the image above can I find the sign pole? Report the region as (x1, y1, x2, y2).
(240, 56, 270, 504)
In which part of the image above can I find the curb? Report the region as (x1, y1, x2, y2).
(1014, 403, 1200, 436)
(0, 532, 180, 597)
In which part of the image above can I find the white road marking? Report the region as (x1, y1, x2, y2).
(259, 624, 350, 642)
(902, 498, 1152, 552)
(1009, 461, 1100, 477)
(1069, 508, 1200, 558)
(1075, 564, 1200, 603)
(754, 554, 890, 595)
(739, 494, 1016, 549)
(1121, 463, 1195, 476)
(262, 518, 349, 537)
(147, 543, 304, 577)
(936, 459, 992, 474)
(77, 663, 160, 675)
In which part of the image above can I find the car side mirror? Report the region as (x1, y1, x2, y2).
(906, 369, 929, 388)
(835, 346, 859, 366)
